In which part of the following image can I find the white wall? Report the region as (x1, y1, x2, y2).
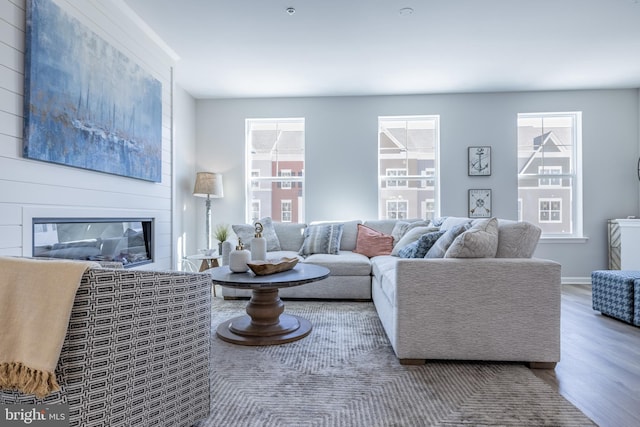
(0, 0, 176, 269)
(196, 89, 639, 281)
(172, 83, 198, 267)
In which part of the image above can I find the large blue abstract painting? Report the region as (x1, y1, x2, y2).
(24, 0, 162, 182)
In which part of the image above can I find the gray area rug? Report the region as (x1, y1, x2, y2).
(199, 300, 595, 427)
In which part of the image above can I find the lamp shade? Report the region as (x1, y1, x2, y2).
(193, 172, 224, 198)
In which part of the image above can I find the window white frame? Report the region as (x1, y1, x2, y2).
(250, 200, 261, 223)
(517, 198, 523, 222)
(280, 169, 292, 189)
(386, 168, 408, 188)
(517, 112, 582, 238)
(538, 165, 562, 187)
(245, 118, 305, 223)
(539, 198, 562, 223)
(421, 199, 435, 220)
(386, 200, 408, 220)
(421, 168, 435, 188)
(378, 115, 440, 220)
(281, 200, 292, 223)
(251, 169, 260, 189)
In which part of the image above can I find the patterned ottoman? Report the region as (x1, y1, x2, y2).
(591, 270, 640, 326)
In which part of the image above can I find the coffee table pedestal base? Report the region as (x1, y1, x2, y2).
(217, 314, 312, 346)
(216, 288, 312, 346)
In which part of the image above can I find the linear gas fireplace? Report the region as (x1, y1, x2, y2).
(32, 217, 154, 268)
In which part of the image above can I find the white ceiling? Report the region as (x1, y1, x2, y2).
(122, 0, 640, 99)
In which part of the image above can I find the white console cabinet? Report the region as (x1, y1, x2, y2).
(608, 219, 640, 270)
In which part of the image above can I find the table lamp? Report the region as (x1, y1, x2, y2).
(193, 172, 224, 252)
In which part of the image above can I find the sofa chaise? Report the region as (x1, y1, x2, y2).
(226, 216, 561, 368)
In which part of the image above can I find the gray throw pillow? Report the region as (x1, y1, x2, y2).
(495, 220, 542, 258)
(430, 217, 447, 227)
(444, 217, 499, 258)
(391, 221, 410, 246)
(232, 217, 281, 251)
(299, 223, 344, 256)
(398, 230, 445, 258)
(440, 216, 474, 231)
(425, 222, 471, 258)
(390, 220, 431, 246)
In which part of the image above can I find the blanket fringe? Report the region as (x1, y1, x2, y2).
(0, 361, 60, 399)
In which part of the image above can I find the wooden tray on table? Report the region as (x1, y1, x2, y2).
(246, 257, 299, 276)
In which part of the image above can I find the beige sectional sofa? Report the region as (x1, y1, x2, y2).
(225, 217, 561, 367)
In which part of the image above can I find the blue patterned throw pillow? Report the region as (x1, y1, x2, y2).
(299, 223, 344, 256)
(398, 230, 445, 258)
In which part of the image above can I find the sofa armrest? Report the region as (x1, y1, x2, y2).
(392, 257, 561, 362)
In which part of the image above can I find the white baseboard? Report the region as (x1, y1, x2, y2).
(562, 277, 592, 285)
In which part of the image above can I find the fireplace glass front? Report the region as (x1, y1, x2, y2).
(33, 218, 153, 268)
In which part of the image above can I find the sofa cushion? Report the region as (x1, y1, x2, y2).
(445, 217, 499, 258)
(353, 224, 394, 258)
(495, 220, 541, 258)
(391, 226, 438, 256)
(232, 217, 281, 251)
(304, 251, 372, 276)
(398, 230, 446, 258)
(425, 222, 471, 258)
(273, 222, 307, 252)
(299, 223, 344, 256)
(370, 255, 397, 278)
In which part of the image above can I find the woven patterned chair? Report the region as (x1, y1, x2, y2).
(0, 265, 212, 426)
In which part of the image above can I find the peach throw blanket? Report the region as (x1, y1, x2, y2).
(0, 257, 98, 398)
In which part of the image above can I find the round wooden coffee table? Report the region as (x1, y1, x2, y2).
(208, 263, 330, 346)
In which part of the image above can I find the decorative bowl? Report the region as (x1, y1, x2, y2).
(246, 257, 299, 276)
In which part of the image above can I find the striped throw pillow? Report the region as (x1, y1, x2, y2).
(298, 224, 344, 256)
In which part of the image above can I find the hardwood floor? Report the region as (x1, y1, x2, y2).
(532, 284, 640, 427)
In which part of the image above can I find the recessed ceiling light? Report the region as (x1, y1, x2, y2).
(399, 7, 414, 16)
(286, 7, 296, 15)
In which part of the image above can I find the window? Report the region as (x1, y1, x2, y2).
(421, 168, 435, 188)
(246, 118, 305, 223)
(280, 169, 292, 189)
(251, 170, 260, 189)
(250, 200, 261, 223)
(539, 198, 562, 223)
(281, 200, 292, 222)
(386, 168, 407, 188)
(517, 198, 523, 222)
(538, 166, 562, 187)
(517, 112, 582, 237)
(386, 200, 408, 220)
(421, 199, 435, 220)
(379, 116, 439, 220)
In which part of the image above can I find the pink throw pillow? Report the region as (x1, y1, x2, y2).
(353, 224, 394, 257)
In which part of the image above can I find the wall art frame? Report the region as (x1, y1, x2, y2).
(468, 189, 492, 218)
(468, 146, 491, 176)
(23, 0, 162, 182)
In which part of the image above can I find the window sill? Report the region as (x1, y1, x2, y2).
(539, 236, 589, 244)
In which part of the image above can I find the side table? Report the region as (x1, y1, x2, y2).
(187, 253, 221, 272)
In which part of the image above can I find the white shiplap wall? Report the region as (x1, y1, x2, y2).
(0, 0, 176, 269)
